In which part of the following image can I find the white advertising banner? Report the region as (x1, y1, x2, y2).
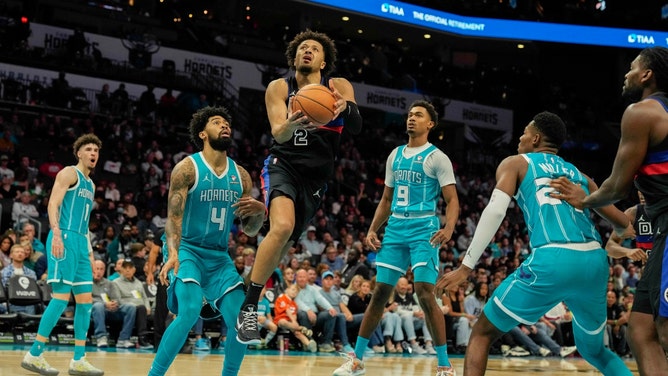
(27, 23, 266, 91)
(352, 83, 513, 144)
(0, 63, 156, 99)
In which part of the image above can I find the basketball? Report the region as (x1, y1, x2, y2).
(291, 84, 337, 126)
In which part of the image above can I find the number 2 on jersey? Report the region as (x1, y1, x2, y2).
(294, 128, 308, 146)
(534, 177, 562, 206)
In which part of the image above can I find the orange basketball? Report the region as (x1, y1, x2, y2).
(291, 84, 337, 126)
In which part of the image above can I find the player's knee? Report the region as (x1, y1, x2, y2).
(656, 318, 668, 350)
(414, 284, 435, 305)
(267, 215, 294, 238)
(179, 298, 202, 318)
(628, 314, 655, 345)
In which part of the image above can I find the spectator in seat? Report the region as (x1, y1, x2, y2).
(0, 234, 13, 269)
(0, 154, 14, 180)
(394, 276, 434, 355)
(605, 290, 630, 356)
(129, 243, 147, 282)
(321, 244, 344, 274)
(20, 235, 47, 281)
(96, 84, 112, 114)
(12, 191, 39, 228)
(22, 222, 45, 254)
(113, 259, 153, 349)
(273, 283, 316, 352)
(340, 249, 369, 288)
(1, 243, 37, 314)
(319, 270, 355, 353)
(0, 131, 15, 157)
(91, 260, 136, 348)
(38, 151, 64, 184)
(294, 268, 337, 352)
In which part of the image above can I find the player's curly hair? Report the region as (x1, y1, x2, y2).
(72, 133, 102, 158)
(409, 100, 439, 126)
(189, 106, 232, 150)
(638, 47, 668, 93)
(286, 30, 338, 76)
(532, 111, 566, 149)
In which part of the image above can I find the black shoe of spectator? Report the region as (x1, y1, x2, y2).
(139, 337, 154, 350)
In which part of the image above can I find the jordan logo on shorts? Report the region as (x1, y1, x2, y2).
(518, 266, 532, 280)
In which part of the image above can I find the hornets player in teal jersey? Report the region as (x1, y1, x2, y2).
(333, 100, 459, 376)
(148, 107, 265, 376)
(21, 134, 104, 376)
(437, 112, 633, 376)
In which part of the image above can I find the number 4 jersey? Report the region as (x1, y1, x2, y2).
(517, 152, 602, 248)
(181, 152, 243, 250)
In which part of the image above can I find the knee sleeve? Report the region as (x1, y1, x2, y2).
(74, 302, 93, 341)
(37, 298, 69, 339)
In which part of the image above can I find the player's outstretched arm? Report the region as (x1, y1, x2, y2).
(605, 206, 647, 262)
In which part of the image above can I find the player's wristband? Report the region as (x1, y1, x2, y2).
(341, 101, 362, 134)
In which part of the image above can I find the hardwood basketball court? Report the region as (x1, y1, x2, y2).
(0, 345, 639, 375)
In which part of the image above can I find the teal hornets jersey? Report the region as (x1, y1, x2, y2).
(516, 153, 601, 248)
(59, 167, 94, 234)
(181, 152, 243, 250)
(390, 144, 441, 215)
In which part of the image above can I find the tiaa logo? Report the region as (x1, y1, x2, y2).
(628, 33, 655, 44)
(381, 3, 405, 16)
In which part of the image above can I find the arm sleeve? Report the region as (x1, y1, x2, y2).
(342, 101, 362, 135)
(462, 189, 512, 269)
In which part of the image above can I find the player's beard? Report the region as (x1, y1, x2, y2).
(297, 65, 315, 75)
(210, 137, 232, 152)
(622, 84, 643, 103)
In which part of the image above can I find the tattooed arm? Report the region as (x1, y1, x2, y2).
(233, 165, 266, 237)
(159, 158, 195, 285)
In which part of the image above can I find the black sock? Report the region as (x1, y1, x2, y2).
(243, 282, 264, 307)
